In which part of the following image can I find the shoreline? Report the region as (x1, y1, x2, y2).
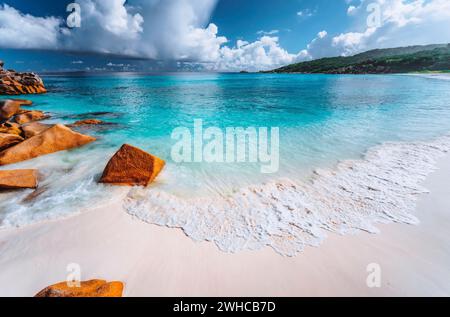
(1, 152, 450, 296)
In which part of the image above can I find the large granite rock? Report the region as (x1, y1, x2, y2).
(99, 144, 165, 186)
(0, 62, 46, 95)
(0, 133, 23, 151)
(0, 169, 38, 189)
(0, 124, 96, 166)
(35, 280, 124, 297)
(21, 122, 52, 138)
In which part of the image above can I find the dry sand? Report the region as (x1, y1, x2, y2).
(0, 156, 449, 297)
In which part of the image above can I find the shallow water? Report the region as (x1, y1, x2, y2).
(1, 73, 450, 245)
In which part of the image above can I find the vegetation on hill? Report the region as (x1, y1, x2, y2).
(266, 44, 450, 74)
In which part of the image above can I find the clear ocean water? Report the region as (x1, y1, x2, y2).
(1, 73, 450, 253)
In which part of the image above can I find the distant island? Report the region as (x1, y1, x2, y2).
(266, 44, 450, 74)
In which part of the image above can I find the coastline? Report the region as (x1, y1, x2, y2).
(1, 153, 450, 296)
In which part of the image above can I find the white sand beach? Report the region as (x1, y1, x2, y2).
(0, 154, 449, 297)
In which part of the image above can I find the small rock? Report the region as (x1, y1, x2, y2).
(0, 169, 38, 190)
(0, 124, 96, 166)
(70, 119, 104, 126)
(99, 144, 165, 186)
(0, 133, 23, 151)
(14, 110, 49, 124)
(35, 280, 124, 297)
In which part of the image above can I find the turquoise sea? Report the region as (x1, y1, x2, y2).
(1, 73, 450, 255)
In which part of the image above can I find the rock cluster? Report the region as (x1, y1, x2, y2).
(0, 61, 47, 95)
(1, 97, 166, 191)
(0, 99, 96, 189)
(0, 124, 96, 166)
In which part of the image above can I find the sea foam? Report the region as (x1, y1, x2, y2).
(124, 135, 450, 256)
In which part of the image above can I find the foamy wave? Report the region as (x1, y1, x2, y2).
(124, 136, 450, 256)
(405, 73, 450, 81)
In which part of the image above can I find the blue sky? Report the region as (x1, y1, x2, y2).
(1, 0, 449, 72)
(211, 0, 351, 52)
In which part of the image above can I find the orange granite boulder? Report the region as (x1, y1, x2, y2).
(0, 99, 21, 121)
(12, 99, 33, 106)
(99, 144, 165, 186)
(21, 122, 52, 138)
(35, 280, 124, 297)
(0, 122, 22, 135)
(0, 124, 96, 166)
(14, 110, 49, 124)
(0, 133, 23, 151)
(0, 169, 38, 189)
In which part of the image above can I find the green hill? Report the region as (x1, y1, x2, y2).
(267, 44, 450, 74)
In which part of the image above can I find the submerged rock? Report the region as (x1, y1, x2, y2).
(68, 118, 120, 133)
(99, 144, 165, 186)
(22, 185, 48, 203)
(0, 124, 96, 166)
(0, 169, 38, 190)
(61, 111, 123, 120)
(0, 133, 23, 151)
(14, 110, 49, 124)
(21, 122, 52, 138)
(71, 119, 104, 126)
(35, 280, 124, 297)
(0, 63, 46, 95)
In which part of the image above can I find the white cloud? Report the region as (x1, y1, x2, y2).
(347, 5, 357, 15)
(0, 4, 62, 49)
(317, 30, 328, 39)
(127, 0, 223, 61)
(329, 0, 450, 56)
(0, 0, 221, 62)
(209, 36, 309, 72)
(257, 29, 280, 36)
(297, 9, 316, 18)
